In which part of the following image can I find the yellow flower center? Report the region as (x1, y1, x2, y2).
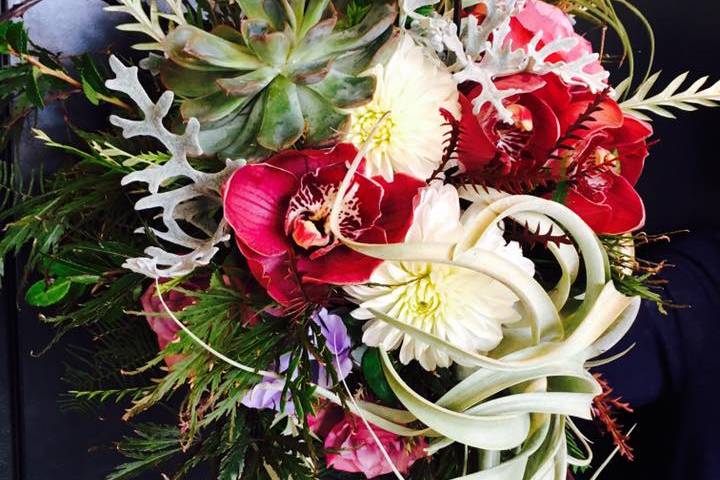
(351, 105, 396, 149)
(400, 274, 443, 318)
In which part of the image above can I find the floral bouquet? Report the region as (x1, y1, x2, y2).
(2, 0, 719, 479)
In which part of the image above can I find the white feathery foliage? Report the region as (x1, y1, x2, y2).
(404, 0, 608, 122)
(616, 71, 720, 121)
(105, 0, 186, 51)
(456, 18, 608, 122)
(105, 56, 244, 279)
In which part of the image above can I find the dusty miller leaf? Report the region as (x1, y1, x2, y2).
(105, 56, 244, 279)
(406, 0, 609, 122)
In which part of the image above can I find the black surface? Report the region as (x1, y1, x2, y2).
(0, 1, 719, 479)
(593, 233, 720, 479)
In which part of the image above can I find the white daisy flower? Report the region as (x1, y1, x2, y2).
(346, 34, 460, 182)
(344, 183, 535, 371)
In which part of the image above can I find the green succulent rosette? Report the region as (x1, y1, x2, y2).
(158, 0, 397, 158)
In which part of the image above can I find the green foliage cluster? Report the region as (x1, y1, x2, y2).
(0, 20, 130, 148)
(600, 233, 670, 313)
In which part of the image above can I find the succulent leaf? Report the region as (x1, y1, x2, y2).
(241, 22, 291, 66)
(157, 0, 398, 158)
(181, 91, 249, 123)
(217, 67, 278, 96)
(309, 69, 375, 108)
(178, 26, 264, 70)
(300, 0, 333, 38)
(258, 76, 305, 150)
(296, 85, 349, 145)
(159, 61, 224, 97)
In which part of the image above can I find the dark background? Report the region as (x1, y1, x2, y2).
(1, 0, 719, 479)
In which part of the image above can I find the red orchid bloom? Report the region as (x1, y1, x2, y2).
(223, 144, 423, 307)
(455, 73, 652, 234)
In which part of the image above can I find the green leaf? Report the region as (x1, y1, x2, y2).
(82, 77, 100, 105)
(257, 76, 304, 151)
(414, 5, 435, 17)
(26, 279, 72, 307)
(67, 274, 101, 285)
(361, 348, 396, 403)
(0, 22, 10, 54)
(296, 85, 348, 146)
(309, 69, 375, 108)
(219, 443, 247, 480)
(337, 0, 371, 30)
(6, 21, 28, 54)
(0, 64, 29, 82)
(76, 54, 107, 92)
(552, 180, 569, 204)
(25, 67, 45, 108)
(169, 25, 263, 71)
(45, 258, 85, 277)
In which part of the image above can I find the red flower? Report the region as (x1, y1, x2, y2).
(455, 73, 652, 234)
(141, 274, 261, 367)
(141, 276, 210, 368)
(223, 144, 423, 307)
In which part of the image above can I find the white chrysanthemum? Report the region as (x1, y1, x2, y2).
(344, 183, 535, 371)
(346, 34, 460, 182)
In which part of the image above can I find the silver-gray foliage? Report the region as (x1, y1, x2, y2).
(106, 56, 244, 278)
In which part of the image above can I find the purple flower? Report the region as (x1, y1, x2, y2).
(241, 354, 294, 413)
(313, 308, 353, 389)
(241, 308, 353, 413)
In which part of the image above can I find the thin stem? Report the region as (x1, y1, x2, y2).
(9, 48, 133, 111)
(0, 0, 46, 22)
(453, 0, 462, 32)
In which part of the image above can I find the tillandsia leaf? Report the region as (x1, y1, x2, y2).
(617, 71, 720, 121)
(131, 0, 398, 157)
(318, 147, 640, 479)
(104, 56, 244, 279)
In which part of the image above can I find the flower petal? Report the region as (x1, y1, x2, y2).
(373, 173, 426, 242)
(224, 164, 297, 257)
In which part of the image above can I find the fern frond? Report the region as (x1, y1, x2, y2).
(105, 0, 186, 51)
(619, 71, 720, 121)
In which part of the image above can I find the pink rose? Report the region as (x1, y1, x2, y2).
(510, 0, 604, 74)
(311, 405, 427, 478)
(140, 277, 210, 367)
(468, 0, 604, 75)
